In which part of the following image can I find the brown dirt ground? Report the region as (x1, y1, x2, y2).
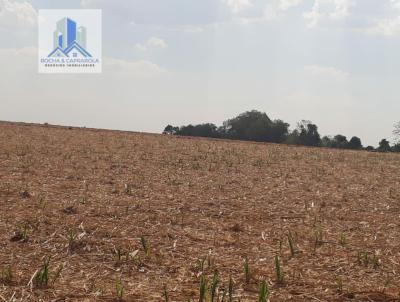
(1, 121, 400, 302)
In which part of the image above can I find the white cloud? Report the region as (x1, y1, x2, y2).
(180, 25, 205, 33)
(14, 46, 37, 57)
(279, 0, 304, 11)
(369, 17, 400, 36)
(366, 0, 400, 36)
(134, 43, 148, 51)
(135, 37, 168, 52)
(304, 65, 349, 79)
(0, 47, 166, 79)
(0, 46, 175, 135)
(0, 47, 37, 76)
(239, 0, 304, 24)
(147, 37, 168, 49)
(81, 0, 230, 27)
(222, 0, 252, 14)
(104, 57, 166, 78)
(77, 0, 400, 35)
(261, 4, 280, 21)
(391, 0, 400, 10)
(0, 0, 37, 29)
(0, 46, 37, 59)
(303, 0, 354, 28)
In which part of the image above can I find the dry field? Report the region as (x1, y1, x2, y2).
(1, 121, 400, 302)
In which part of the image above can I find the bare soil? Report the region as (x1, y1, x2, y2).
(1, 121, 400, 301)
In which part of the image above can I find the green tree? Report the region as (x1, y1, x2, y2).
(222, 110, 273, 142)
(177, 124, 195, 136)
(294, 121, 322, 146)
(285, 129, 300, 145)
(167, 110, 289, 143)
(270, 119, 290, 143)
(176, 123, 219, 138)
(192, 123, 219, 138)
(378, 139, 391, 152)
(321, 136, 334, 148)
(347, 136, 363, 150)
(332, 135, 348, 149)
(392, 143, 400, 152)
(163, 125, 179, 135)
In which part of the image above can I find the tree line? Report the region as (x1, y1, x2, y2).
(163, 110, 400, 152)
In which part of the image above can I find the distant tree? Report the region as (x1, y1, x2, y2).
(321, 135, 362, 150)
(394, 122, 400, 142)
(321, 136, 334, 148)
(332, 135, 348, 149)
(291, 121, 322, 146)
(221, 110, 272, 141)
(163, 125, 179, 135)
(347, 136, 363, 150)
(191, 123, 219, 138)
(167, 110, 290, 143)
(365, 146, 375, 151)
(270, 119, 290, 143)
(378, 139, 391, 152)
(217, 125, 227, 138)
(177, 124, 195, 136)
(285, 129, 299, 145)
(176, 123, 219, 138)
(162, 110, 375, 151)
(392, 143, 400, 152)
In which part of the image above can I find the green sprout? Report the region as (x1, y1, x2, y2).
(287, 231, 295, 257)
(275, 255, 284, 284)
(67, 230, 78, 252)
(140, 236, 151, 257)
(11, 224, 29, 242)
(228, 275, 234, 302)
(52, 263, 64, 285)
(197, 257, 206, 272)
(336, 278, 343, 294)
(34, 257, 50, 288)
(210, 271, 219, 302)
(163, 284, 169, 302)
(372, 253, 380, 269)
(0, 265, 12, 284)
(199, 275, 208, 302)
(116, 278, 124, 301)
(313, 227, 324, 252)
(244, 257, 251, 284)
(358, 251, 369, 267)
(339, 233, 347, 246)
(258, 280, 270, 302)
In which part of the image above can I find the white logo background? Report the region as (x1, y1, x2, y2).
(38, 9, 102, 74)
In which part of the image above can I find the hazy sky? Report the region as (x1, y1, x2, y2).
(1, 0, 400, 146)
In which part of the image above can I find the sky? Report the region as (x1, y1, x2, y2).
(0, 0, 400, 146)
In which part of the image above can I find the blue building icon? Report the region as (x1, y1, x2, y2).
(48, 17, 92, 58)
